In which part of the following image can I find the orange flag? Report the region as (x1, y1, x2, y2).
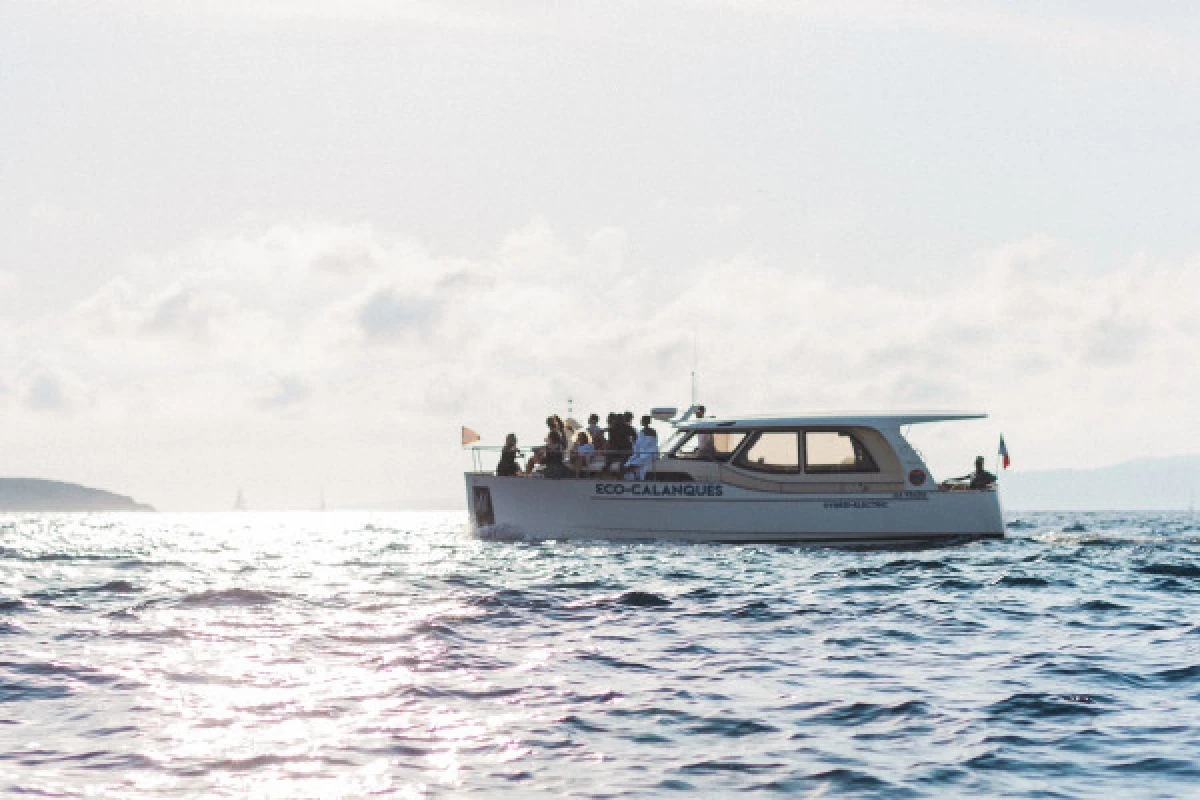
(461, 426, 481, 447)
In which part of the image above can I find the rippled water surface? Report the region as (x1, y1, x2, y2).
(2, 511, 1199, 797)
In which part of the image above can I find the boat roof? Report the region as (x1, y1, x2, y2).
(676, 411, 986, 431)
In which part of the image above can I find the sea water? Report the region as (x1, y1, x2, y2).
(1, 511, 1198, 798)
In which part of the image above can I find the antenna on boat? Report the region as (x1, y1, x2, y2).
(690, 334, 698, 406)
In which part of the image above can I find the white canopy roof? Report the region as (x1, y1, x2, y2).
(676, 411, 986, 431)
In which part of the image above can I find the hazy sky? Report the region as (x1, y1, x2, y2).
(3, 1, 1198, 510)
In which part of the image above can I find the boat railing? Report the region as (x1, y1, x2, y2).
(468, 445, 673, 479)
(469, 447, 995, 493)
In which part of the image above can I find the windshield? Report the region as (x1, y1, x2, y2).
(670, 430, 746, 461)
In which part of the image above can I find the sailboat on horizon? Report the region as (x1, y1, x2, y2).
(233, 488, 247, 512)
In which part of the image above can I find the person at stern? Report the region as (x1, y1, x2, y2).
(963, 456, 997, 490)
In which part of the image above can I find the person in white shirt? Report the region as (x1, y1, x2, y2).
(624, 418, 659, 480)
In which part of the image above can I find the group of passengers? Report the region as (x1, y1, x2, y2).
(495, 411, 663, 480)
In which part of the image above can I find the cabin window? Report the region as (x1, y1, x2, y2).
(671, 431, 746, 462)
(734, 431, 800, 474)
(804, 431, 879, 473)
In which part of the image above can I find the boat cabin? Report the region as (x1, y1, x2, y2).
(654, 413, 986, 493)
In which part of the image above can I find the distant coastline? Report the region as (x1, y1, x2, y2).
(0, 478, 154, 512)
(1000, 454, 1200, 511)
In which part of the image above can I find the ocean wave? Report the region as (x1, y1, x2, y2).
(681, 760, 785, 774)
(0, 678, 73, 703)
(964, 751, 1084, 776)
(804, 700, 931, 726)
(615, 590, 671, 607)
(1138, 563, 1200, 578)
(996, 574, 1052, 588)
(726, 600, 790, 620)
(883, 558, 950, 570)
(93, 580, 140, 593)
(176, 588, 287, 607)
(5, 510, 1200, 797)
(1154, 665, 1200, 683)
(1108, 757, 1200, 776)
(1079, 599, 1128, 611)
(685, 716, 778, 737)
(805, 768, 899, 793)
(578, 653, 657, 672)
(937, 578, 984, 590)
(986, 692, 1112, 719)
(556, 714, 608, 733)
(608, 706, 698, 724)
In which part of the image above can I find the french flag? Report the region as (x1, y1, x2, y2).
(998, 435, 1010, 469)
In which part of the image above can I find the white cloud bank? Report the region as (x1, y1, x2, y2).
(122, 0, 1200, 76)
(1, 219, 1196, 510)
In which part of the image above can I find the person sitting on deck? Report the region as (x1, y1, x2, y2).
(549, 414, 568, 448)
(961, 456, 997, 490)
(623, 419, 659, 481)
(603, 412, 633, 476)
(586, 414, 606, 453)
(542, 430, 568, 479)
(570, 431, 596, 477)
(525, 416, 561, 473)
(496, 433, 523, 477)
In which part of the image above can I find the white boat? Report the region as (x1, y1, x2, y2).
(464, 410, 1003, 546)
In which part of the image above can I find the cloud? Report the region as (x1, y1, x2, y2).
(258, 374, 312, 410)
(144, 284, 234, 340)
(109, 0, 1199, 77)
(702, 0, 1198, 75)
(18, 367, 74, 412)
(133, 0, 550, 33)
(8, 219, 1197, 508)
(357, 287, 439, 341)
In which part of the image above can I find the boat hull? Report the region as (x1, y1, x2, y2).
(464, 473, 1004, 546)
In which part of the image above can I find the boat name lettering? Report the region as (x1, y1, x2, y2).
(594, 483, 724, 497)
(823, 500, 889, 509)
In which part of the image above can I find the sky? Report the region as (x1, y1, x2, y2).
(2, 0, 1198, 510)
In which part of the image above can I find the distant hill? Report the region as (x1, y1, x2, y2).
(1000, 455, 1200, 511)
(0, 478, 154, 512)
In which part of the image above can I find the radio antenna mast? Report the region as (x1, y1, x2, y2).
(690, 335, 698, 406)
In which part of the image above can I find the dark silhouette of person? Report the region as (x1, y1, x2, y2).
(543, 431, 567, 479)
(604, 412, 633, 476)
(963, 456, 997, 489)
(496, 433, 522, 477)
